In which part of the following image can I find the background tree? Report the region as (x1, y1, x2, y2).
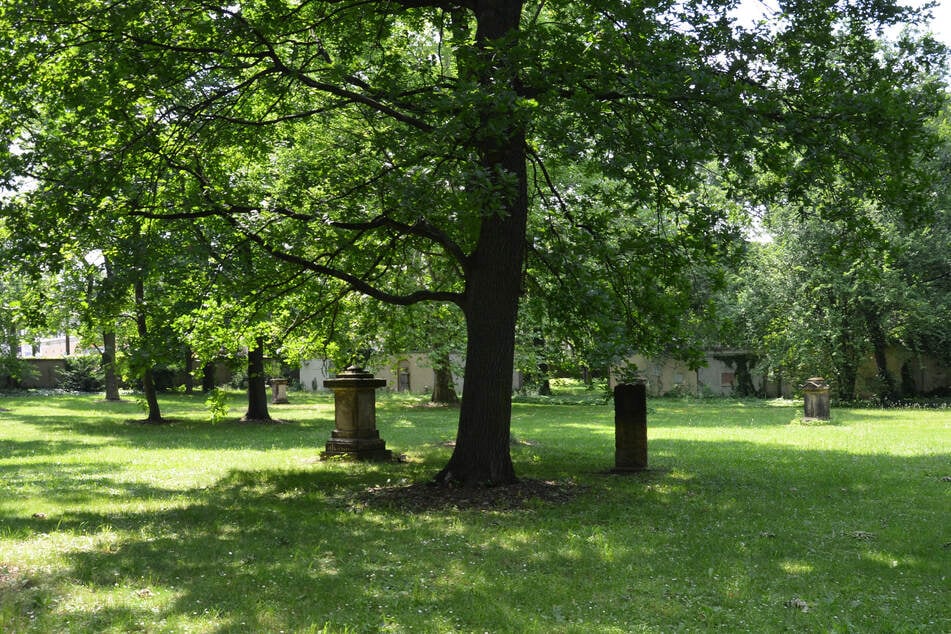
(721, 102, 951, 401)
(351, 301, 465, 405)
(0, 265, 34, 388)
(176, 236, 321, 424)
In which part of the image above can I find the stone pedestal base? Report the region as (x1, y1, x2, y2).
(321, 431, 393, 461)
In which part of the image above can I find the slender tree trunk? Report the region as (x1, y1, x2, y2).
(102, 330, 121, 401)
(865, 312, 894, 402)
(538, 369, 552, 396)
(838, 359, 858, 402)
(100, 256, 121, 401)
(431, 352, 459, 404)
(735, 355, 756, 397)
(539, 378, 552, 395)
(184, 346, 194, 394)
(135, 278, 162, 423)
(243, 337, 272, 422)
(835, 327, 859, 402)
(141, 366, 162, 421)
(202, 361, 216, 393)
(2, 328, 19, 388)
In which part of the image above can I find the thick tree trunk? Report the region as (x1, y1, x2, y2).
(102, 330, 121, 401)
(433, 0, 526, 486)
(431, 353, 459, 404)
(436, 275, 521, 485)
(243, 337, 272, 422)
(135, 278, 163, 423)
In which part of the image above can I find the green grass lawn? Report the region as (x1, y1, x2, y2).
(1, 389, 948, 633)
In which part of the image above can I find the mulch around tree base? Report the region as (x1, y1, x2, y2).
(356, 478, 581, 512)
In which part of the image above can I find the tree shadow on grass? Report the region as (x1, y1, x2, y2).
(2, 438, 946, 633)
(1, 391, 336, 439)
(0, 438, 94, 458)
(3, 392, 948, 631)
(0, 462, 187, 528)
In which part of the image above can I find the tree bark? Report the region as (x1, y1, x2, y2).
(865, 311, 895, 402)
(734, 355, 757, 397)
(102, 330, 121, 401)
(433, 0, 526, 486)
(435, 273, 521, 485)
(135, 278, 163, 423)
(243, 337, 272, 422)
(837, 359, 858, 402)
(202, 361, 216, 393)
(539, 378, 552, 396)
(431, 352, 459, 404)
(184, 346, 194, 394)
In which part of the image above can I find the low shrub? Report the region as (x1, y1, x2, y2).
(56, 355, 104, 392)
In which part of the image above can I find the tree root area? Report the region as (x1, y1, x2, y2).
(357, 478, 580, 512)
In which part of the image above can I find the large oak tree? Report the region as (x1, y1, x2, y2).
(1, 1, 945, 483)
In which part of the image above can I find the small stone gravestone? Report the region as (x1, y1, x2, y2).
(269, 378, 289, 404)
(613, 380, 648, 472)
(802, 377, 831, 421)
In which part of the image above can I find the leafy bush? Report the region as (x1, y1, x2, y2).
(151, 366, 181, 392)
(205, 388, 230, 424)
(57, 355, 104, 392)
(0, 355, 37, 389)
(228, 367, 248, 390)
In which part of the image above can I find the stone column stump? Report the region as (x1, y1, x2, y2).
(269, 378, 289, 404)
(802, 377, 831, 421)
(613, 380, 648, 472)
(321, 366, 392, 461)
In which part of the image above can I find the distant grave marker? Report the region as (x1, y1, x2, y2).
(269, 377, 289, 404)
(802, 377, 831, 421)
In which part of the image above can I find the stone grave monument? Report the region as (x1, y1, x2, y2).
(321, 366, 392, 461)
